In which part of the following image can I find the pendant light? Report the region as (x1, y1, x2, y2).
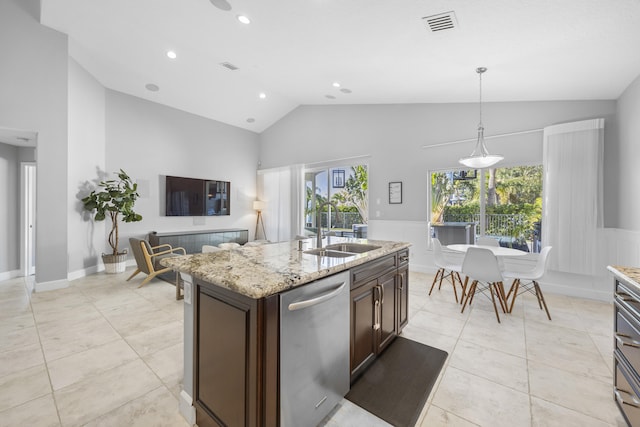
(459, 67, 504, 168)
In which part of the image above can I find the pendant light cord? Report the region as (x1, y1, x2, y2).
(477, 67, 486, 129)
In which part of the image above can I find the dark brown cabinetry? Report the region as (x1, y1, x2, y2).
(349, 249, 409, 382)
(194, 283, 279, 427)
(193, 248, 410, 426)
(612, 271, 640, 427)
(397, 250, 409, 331)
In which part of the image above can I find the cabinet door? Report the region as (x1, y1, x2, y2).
(197, 290, 249, 427)
(377, 270, 397, 354)
(397, 264, 409, 332)
(350, 279, 377, 379)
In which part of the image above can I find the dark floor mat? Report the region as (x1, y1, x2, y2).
(346, 336, 448, 427)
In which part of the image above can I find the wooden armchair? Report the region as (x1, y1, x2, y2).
(127, 237, 186, 298)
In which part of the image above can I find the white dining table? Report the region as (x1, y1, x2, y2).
(447, 244, 528, 257)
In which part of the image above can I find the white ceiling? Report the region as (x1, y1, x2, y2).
(38, 0, 640, 133)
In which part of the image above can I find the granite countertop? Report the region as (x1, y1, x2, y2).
(608, 265, 640, 288)
(161, 237, 410, 299)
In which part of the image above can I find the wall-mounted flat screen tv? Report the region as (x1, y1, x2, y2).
(165, 175, 230, 216)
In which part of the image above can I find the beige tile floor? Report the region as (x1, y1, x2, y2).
(0, 269, 627, 426)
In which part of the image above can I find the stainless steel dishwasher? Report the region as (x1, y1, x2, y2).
(280, 270, 350, 427)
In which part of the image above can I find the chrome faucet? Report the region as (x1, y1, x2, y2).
(316, 201, 340, 248)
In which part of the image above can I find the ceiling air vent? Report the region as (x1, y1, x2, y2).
(422, 11, 457, 33)
(220, 62, 239, 71)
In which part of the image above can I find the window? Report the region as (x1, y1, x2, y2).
(430, 165, 543, 252)
(304, 165, 368, 238)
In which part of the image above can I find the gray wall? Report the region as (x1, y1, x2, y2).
(68, 58, 106, 274)
(259, 101, 617, 225)
(0, 0, 69, 285)
(0, 143, 19, 273)
(102, 90, 260, 257)
(616, 73, 640, 231)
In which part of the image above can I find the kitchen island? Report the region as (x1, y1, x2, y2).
(162, 237, 410, 427)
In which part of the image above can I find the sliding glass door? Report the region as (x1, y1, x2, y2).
(304, 165, 368, 238)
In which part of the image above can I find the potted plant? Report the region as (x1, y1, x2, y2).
(82, 169, 143, 273)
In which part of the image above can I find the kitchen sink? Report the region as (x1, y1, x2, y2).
(325, 243, 381, 253)
(303, 248, 356, 258)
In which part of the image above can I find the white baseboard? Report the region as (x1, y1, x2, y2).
(34, 278, 69, 292)
(0, 269, 20, 282)
(179, 390, 196, 426)
(67, 259, 137, 281)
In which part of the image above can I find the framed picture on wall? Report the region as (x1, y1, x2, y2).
(333, 169, 345, 188)
(389, 181, 402, 204)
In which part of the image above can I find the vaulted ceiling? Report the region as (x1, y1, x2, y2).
(39, 0, 640, 133)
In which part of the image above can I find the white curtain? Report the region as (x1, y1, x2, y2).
(257, 165, 304, 242)
(542, 118, 604, 275)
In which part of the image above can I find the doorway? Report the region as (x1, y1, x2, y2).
(21, 162, 36, 276)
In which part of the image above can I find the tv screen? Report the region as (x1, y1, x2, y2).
(165, 175, 230, 216)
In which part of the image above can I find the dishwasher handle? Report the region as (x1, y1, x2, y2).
(288, 282, 347, 311)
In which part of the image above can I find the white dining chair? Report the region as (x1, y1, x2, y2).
(502, 246, 553, 319)
(460, 247, 508, 323)
(476, 236, 505, 270)
(476, 236, 499, 246)
(429, 238, 465, 303)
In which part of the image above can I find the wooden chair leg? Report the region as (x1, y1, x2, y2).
(429, 269, 443, 295)
(459, 275, 469, 304)
(507, 279, 520, 313)
(126, 269, 141, 281)
(489, 284, 502, 323)
(494, 282, 508, 313)
(534, 281, 552, 320)
(452, 272, 461, 303)
(139, 274, 156, 287)
(461, 280, 477, 313)
(438, 269, 447, 290)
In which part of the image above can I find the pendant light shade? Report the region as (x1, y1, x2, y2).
(459, 67, 503, 169)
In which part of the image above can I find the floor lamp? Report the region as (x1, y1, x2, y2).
(253, 200, 267, 241)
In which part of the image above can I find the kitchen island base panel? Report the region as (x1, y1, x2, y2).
(194, 282, 279, 427)
(178, 239, 412, 427)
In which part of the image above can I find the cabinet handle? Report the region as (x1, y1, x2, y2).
(615, 388, 640, 408)
(380, 283, 385, 305)
(616, 292, 637, 303)
(397, 273, 403, 291)
(373, 299, 380, 330)
(399, 255, 409, 262)
(615, 334, 640, 348)
(288, 282, 346, 311)
(373, 286, 381, 330)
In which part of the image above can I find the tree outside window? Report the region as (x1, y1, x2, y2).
(430, 165, 543, 252)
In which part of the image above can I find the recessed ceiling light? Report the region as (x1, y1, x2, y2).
(210, 0, 231, 11)
(246, 118, 256, 123)
(325, 95, 336, 99)
(237, 15, 251, 24)
(145, 83, 160, 92)
(259, 92, 266, 99)
(332, 82, 341, 88)
(166, 50, 177, 59)
(340, 88, 352, 94)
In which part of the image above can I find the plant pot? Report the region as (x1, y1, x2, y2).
(102, 252, 128, 274)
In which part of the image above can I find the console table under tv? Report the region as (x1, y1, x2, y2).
(148, 228, 249, 254)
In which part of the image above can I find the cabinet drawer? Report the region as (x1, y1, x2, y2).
(397, 249, 409, 267)
(615, 353, 640, 426)
(351, 254, 396, 288)
(616, 301, 640, 373)
(616, 282, 640, 321)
